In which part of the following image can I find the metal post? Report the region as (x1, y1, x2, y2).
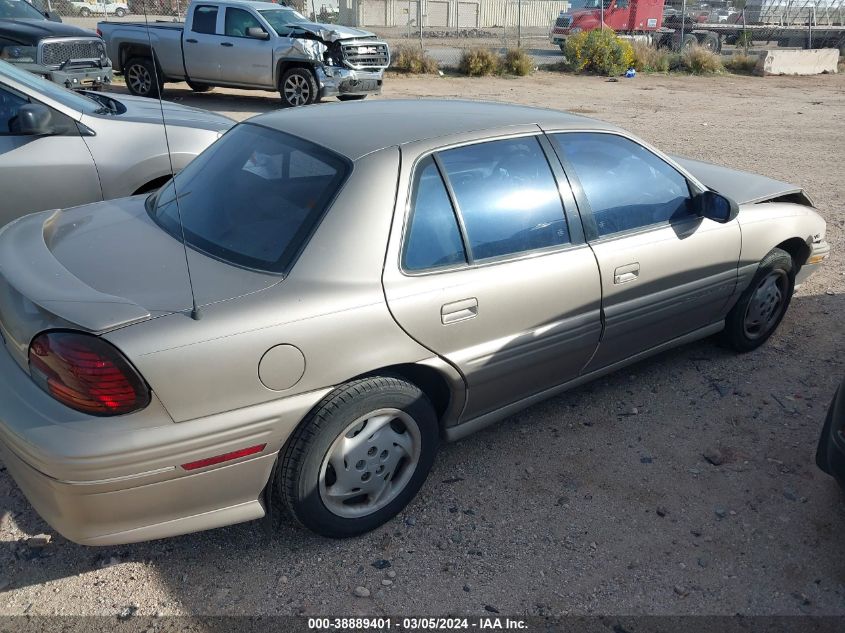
(419, 0, 423, 50)
(408, 0, 412, 39)
(808, 5, 814, 48)
(679, 0, 686, 50)
(518, 0, 522, 48)
(601, 0, 604, 29)
(742, 9, 748, 53)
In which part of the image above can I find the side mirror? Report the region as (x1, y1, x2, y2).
(246, 26, 270, 40)
(13, 103, 55, 136)
(693, 190, 738, 223)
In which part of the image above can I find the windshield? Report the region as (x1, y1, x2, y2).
(149, 123, 350, 274)
(0, 60, 105, 114)
(258, 8, 309, 34)
(0, 0, 45, 19)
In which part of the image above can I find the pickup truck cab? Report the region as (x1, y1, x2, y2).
(98, 0, 390, 107)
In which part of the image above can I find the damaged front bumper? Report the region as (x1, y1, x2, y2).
(13, 60, 113, 90)
(317, 65, 383, 98)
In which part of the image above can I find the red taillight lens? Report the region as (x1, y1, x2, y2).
(28, 331, 150, 417)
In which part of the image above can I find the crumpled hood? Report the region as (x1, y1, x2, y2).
(673, 156, 808, 205)
(86, 92, 233, 133)
(291, 21, 376, 42)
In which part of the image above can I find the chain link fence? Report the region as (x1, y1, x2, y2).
(48, 0, 845, 70)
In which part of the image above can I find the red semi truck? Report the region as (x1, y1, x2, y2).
(549, 0, 845, 53)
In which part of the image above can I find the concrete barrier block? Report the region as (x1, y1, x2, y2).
(755, 49, 839, 76)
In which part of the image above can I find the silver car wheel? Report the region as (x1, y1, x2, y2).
(319, 408, 422, 519)
(283, 74, 310, 106)
(743, 269, 787, 339)
(127, 64, 152, 96)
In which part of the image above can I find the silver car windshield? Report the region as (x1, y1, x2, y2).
(0, 60, 103, 114)
(258, 8, 310, 34)
(149, 123, 350, 274)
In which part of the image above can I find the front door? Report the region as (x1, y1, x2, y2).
(547, 131, 741, 371)
(217, 7, 274, 87)
(383, 133, 603, 421)
(0, 83, 100, 224)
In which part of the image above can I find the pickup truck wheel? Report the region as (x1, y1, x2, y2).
(114, 7, 126, 17)
(78, 7, 91, 16)
(280, 68, 318, 107)
(277, 376, 439, 537)
(125, 57, 162, 99)
(337, 95, 367, 101)
(699, 32, 721, 52)
(722, 248, 795, 352)
(186, 81, 213, 93)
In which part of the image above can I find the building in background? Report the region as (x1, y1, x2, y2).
(339, 0, 570, 29)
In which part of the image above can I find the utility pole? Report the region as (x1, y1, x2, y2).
(518, 0, 522, 48)
(679, 0, 687, 50)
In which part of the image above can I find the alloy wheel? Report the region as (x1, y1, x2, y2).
(126, 64, 152, 96)
(283, 74, 311, 106)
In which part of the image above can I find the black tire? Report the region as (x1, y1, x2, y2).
(722, 248, 795, 352)
(79, 7, 91, 16)
(337, 94, 367, 102)
(677, 33, 697, 51)
(279, 67, 319, 108)
(115, 7, 126, 17)
(186, 81, 213, 93)
(124, 56, 162, 99)
(278, 376, 439, 538)
(559, 43, 566, 53)
(699, 31, 721, 52)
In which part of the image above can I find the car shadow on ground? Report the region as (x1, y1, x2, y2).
(1, 291, 844, 616)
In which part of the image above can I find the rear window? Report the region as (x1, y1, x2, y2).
(149, 123, 349, 274)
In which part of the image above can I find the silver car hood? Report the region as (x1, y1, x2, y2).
(85, 92, 233, 133)
(0, 198, 278, 343)
(673, 156, 807, 205)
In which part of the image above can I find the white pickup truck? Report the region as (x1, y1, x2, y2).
(98, 0, 390, 107)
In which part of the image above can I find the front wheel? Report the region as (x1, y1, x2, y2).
(124, 57, 162, 98)
(722, 247, 795, 352)
(279, 67, 318, 107)
(78, 7, 91, 17)
(337, 94, 367, 102)
(278, 376, 439, 537)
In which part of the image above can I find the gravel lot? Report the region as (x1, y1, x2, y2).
(1, 72, 844, 618)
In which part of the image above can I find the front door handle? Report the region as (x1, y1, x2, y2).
(221, 42, 234, 47)
(614, 263, 640, 285)
(185, 38, 198, 43)
(441, 298, 478, 324)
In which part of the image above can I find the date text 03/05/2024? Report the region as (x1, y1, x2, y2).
(307, 617, 529, 630)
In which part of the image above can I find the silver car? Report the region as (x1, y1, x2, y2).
(0, 60, 233, 224)
(0, 100, 830, 545)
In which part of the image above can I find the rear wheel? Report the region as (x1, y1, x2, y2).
(114, 7, 127, 17)
(722, 248, 795, 352)
(124, 57, 162, 98)
(78, 6, 91, 16)
(279, 67, 318, 107)
(699, 31, 721, 52)
(186, 81, 213, 93)
(278, 376, 439, 537)
(337, 94, 367, 102)
(677, 33, 698, 50)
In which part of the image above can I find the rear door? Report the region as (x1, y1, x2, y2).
(547, 131, 741, 371)
(0, 82, 100, 224)
(217, 6, 274, 87)
(183, 4, 223, 82)
(382, 131, 602, 422)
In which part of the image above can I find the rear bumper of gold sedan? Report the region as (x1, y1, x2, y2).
(0, 341, 328, 545)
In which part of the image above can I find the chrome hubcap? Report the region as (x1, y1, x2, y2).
(743, 270, 787, 339)
(283, 75, 310, 106)
(127, 64, 151, 95)
(319, 408, 421, 518)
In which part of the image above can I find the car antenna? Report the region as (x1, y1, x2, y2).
(141, 1, 202, 321)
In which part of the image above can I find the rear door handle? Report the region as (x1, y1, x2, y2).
(441, 298, 478, 324)
(185, 38, 198, 43)
(614, 263, 640, 284)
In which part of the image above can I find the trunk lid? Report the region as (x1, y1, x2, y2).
(0, 198, 279, 370)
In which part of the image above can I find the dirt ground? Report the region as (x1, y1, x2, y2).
(1, 72, 845, 618)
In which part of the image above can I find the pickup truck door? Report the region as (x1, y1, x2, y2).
(183, 3, 224, 82)
(0, 83, 100, 225)
(216, 7, 274, 87)
(382, 132, 602, 422)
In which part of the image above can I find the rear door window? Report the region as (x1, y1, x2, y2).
(551, 132, 693, 237)
(436, 136, 570, 261)
(192, 5, 219, 34)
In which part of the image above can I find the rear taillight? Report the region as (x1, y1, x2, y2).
(28, 331, 150, 417)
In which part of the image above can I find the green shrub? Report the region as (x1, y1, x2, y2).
(564, 28, 634, 76)
(724, 53, 759, 74)
(735, 29, 753, 50)
(630, 41, 670, 73)
(502, 48, 534, 76)
(458, 47, 502, 76)
(681, 45, 724, 74)
(391, 45, 440, 74)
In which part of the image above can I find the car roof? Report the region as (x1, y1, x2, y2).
(249, 99, 620, 160)
(223, 0, 294, 10)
